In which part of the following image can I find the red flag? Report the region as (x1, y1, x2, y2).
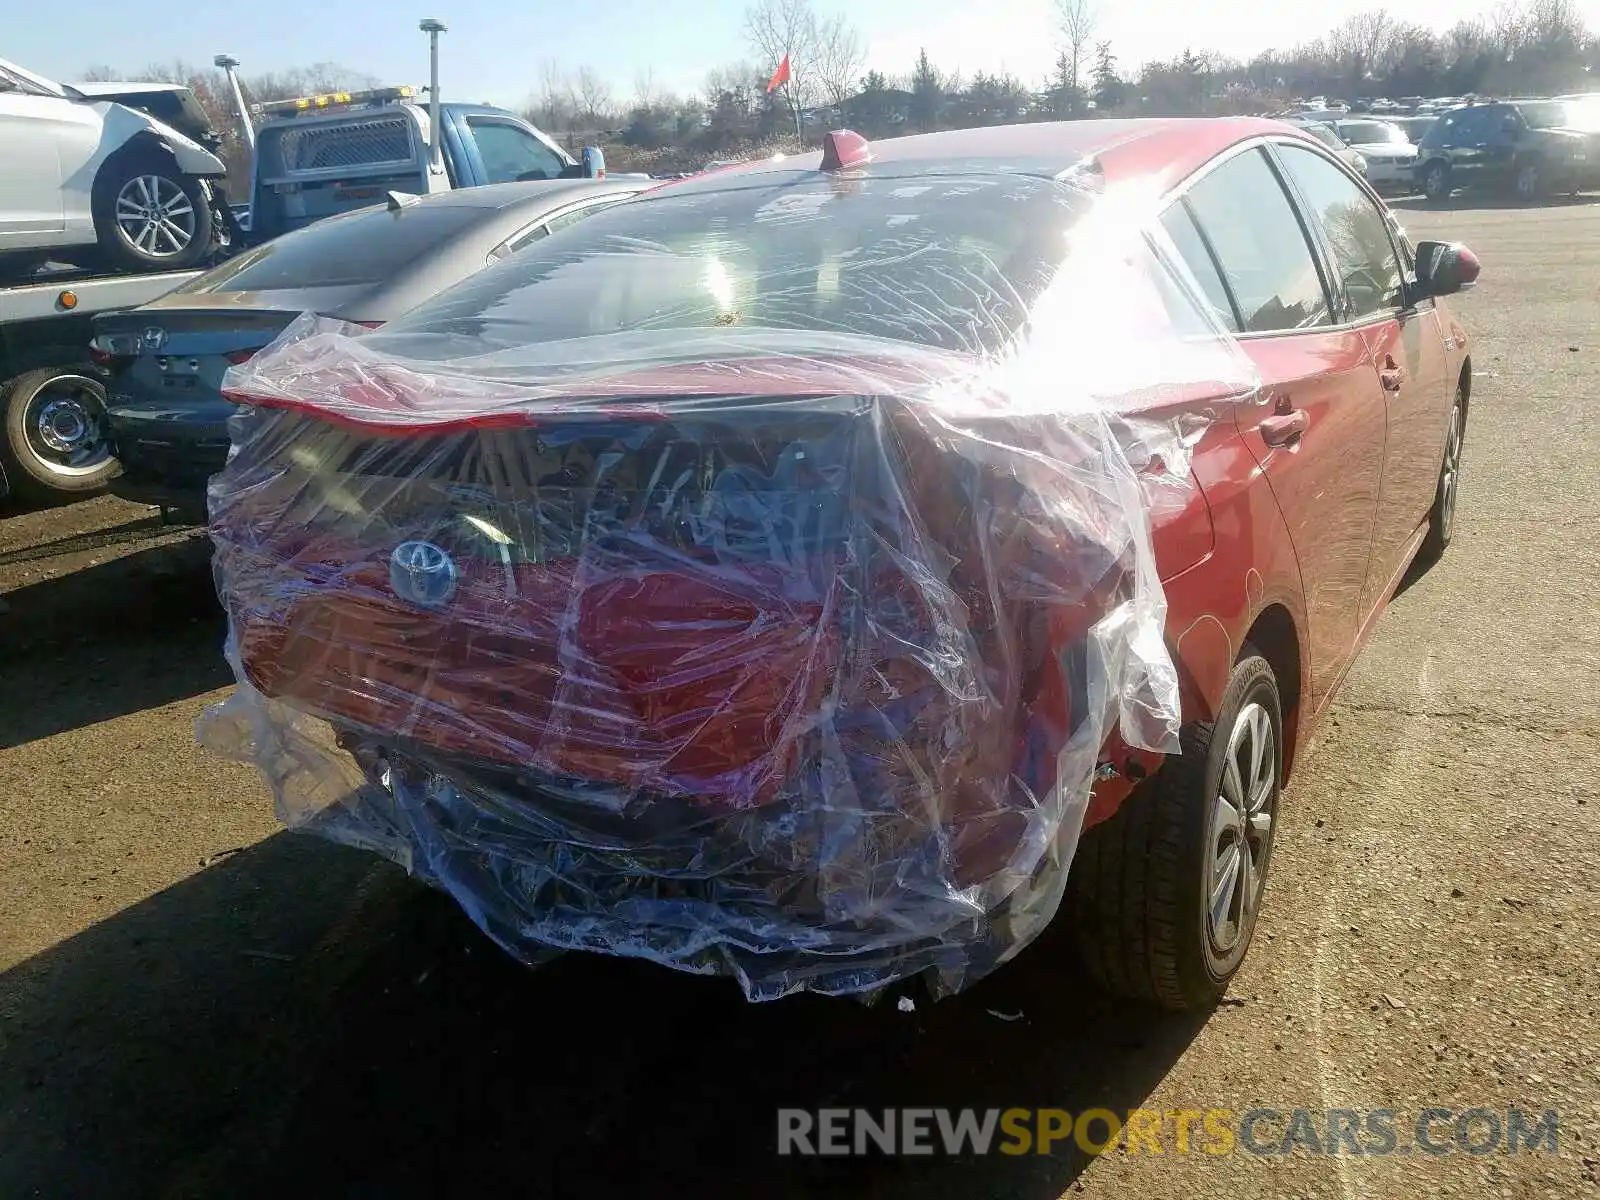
(765, 55, 791, 93)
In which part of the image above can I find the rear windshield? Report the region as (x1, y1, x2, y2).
(378, 172, 1091, 356)
(176, 204, 487, 294)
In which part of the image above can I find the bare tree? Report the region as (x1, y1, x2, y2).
(573, 65, 617, 128)
(527, 58, 575, 131)
(744, 0, 822, 131)
(1056, 0, 1099, 101)
(815, 13, 867, 123)
(633, 66, 662, 111)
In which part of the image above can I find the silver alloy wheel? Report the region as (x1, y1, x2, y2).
(1438, 401, 1463, 541)
(1203, 700, 1276, 967)
(23, 373, 110, 478)
(1425, 164, 1448, 199)
(114, 174, 196, 258)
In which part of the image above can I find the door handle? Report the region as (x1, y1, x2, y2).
(1260, 410, 1308, 447)
(1380, 355, 1404, 392)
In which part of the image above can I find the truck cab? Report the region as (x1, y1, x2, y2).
(247, 87, 603, 241)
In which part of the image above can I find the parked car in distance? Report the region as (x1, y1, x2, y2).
(1389, 114, 1438, 145)
(95, 178, 649, 522)
(1282, 118, 1368, 178)
(0, 57, 233, 274)
(211, 118, 1477, 1009)
(1330, 118, 1419, 191)
(1416, 98, 1600, 201)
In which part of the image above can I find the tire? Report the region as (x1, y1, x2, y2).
(0, 366, 119, 501)
(1514, 160, 1543, 203)
(91, 152, 214, 274)
(1417, 386, 1466, 566)
(1069, 648, 1283, 1011)
(1422, 161, 1452, 203)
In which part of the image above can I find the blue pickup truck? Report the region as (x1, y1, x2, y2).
(246, 85, 610, 241)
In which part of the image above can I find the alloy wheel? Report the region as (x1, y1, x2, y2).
(1438, 401, 1464, 541)
(115, 175, 197, 259)
(1202, 700, 1277, 970)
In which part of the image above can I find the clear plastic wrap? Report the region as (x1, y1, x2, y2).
(199, 164, 1259, 1000)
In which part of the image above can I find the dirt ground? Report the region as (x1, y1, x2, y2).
(2, 199, 1598, 1199)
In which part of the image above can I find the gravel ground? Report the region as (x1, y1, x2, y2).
(1, 200, 1597, 1199)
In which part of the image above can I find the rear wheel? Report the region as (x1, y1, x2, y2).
(1417, 387, 1466, 566)
(1070, 650, 1282, 1011)
(0, 366, 119, 501)
(1514, 160, 1544, 202)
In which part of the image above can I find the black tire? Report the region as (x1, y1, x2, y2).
(0, 366, 119, 501)
(91, 152, 214, 274)
(1513, 159, 1543, 203)
(1069, 649, 1283, 1011)
(1422, 161, 1452, 203)
(1417, 386, 1466, 566)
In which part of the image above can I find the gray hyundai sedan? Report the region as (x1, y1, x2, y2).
(93, 177, 648, 522)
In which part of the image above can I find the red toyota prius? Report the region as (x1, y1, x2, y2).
(208, 118, 1476, 1007)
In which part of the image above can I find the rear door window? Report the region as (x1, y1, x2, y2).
(1275, 145, 1405, 320)
(467, 118, 568, 183)
(1181, 148, 1332, 334)
(1158, 201, 1240, 332)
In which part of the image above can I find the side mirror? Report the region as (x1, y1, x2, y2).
(581, 146, 606, 179)
(1413, 240, 1481, 299)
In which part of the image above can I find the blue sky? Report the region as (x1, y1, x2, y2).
(11, 0, 1595, 110)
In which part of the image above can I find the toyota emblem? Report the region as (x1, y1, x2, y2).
(389, 540, 459, 608)
(141, 326, 167, 351)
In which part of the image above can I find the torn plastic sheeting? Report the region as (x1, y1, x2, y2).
(200, 165, 1259, 1001)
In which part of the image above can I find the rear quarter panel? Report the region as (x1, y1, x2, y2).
(1163, 418, 1309, 740)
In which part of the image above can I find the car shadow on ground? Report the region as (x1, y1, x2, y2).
(0, 535, 227, 748)
(0, 828, 1214, 1198)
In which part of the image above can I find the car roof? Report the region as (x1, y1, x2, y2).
(661, 118, 1317, 202)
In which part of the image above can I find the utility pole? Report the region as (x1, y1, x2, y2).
(213, 54, 254, 154)
(419, 18, 447, 173)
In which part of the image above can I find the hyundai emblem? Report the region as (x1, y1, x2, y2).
(389, 540, 458, 607)
(141, 326, 167, 351)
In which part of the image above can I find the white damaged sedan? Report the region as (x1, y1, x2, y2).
(0, 58, 231, 274)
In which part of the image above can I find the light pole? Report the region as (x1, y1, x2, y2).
(419, 18, 447, 173)
(213, 54, 254, 154)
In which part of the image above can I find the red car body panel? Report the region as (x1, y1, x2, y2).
(221, 117, 1472, 844)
